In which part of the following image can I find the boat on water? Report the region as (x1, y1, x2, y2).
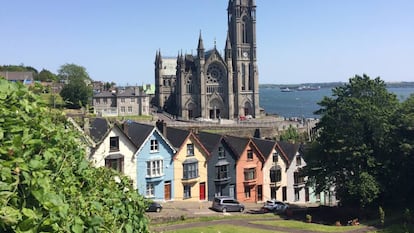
(280, 87, 293, 92)
(297, 85, 320, 91)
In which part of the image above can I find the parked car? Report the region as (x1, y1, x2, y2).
(146, 201, 162, 212)
(211, 196, 244, 213)
(263, 200, 289, 213)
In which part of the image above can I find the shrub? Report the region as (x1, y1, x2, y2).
(306, 214, 312, 223)
(0, 80, 149, 232)
(379, 206, 385, 227)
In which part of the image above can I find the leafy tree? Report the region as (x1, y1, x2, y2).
(0, 79, 149, 232)
(280, 125, 300, 142)
(58, 63, 91, 83)
(386, 94, 414, 205)
(58, 64, 92, 109)
(38, 68, 58, 82)
(305, 74, 399, 207)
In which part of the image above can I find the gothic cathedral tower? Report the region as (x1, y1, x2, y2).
(228, 0, 260, 118)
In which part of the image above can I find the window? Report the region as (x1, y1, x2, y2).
(109, 137, 119, 152)
(296, 155, 302, 166)
(270, 167, 281, 183)
(294, 172, 305, 185)
(187, 144, 194, 156)
(244, 168, 255, 181)
(184, 185, 191, 198)
(131, 97, 135, 102)
(244, 186, 251, 198)
(295, 188, 300, 201)
(150, 139, 159, 152)
(146, 183, 154, 197)
(273, 152, 278, 163)
(120, 106, 125, 113)
(215, 165, 228, 180)
(121, 97, 125, 103)
(247, 149, 253, 160)
(218, 147, 225, 158)
(95, 98, 100, 104)
(128, 106, 132, 113)
(146, 160, 163, 177)
(183, 162, 198, 179)
(105, 157, 123, 173)
(103, 98, 107, 104)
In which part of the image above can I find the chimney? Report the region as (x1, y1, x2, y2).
(162, 121, 167, 137)
(254, 128, 261, 139)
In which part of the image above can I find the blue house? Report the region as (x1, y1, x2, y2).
(123, 121, 176, 201)
(197, 131, 238, 201)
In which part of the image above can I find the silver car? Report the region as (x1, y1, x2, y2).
(263, 200, 289, 213)
(211, 197, 245, 213)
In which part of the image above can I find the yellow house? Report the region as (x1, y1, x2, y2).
(163, 126, 210, 201)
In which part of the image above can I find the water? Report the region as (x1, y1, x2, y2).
(260, 87, 414, 119)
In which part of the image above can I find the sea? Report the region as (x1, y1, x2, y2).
(260, 86, 414, 119)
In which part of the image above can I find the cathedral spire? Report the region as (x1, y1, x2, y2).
(197, 31, 205, 59)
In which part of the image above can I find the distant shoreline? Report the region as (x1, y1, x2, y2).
(260, 82, 414, 89)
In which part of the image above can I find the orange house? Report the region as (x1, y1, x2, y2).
(225, 135, 265, 203)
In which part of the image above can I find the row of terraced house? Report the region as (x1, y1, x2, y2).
(86, 118, 336, 205)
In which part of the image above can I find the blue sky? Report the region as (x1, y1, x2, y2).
(1, 1, 413, 85)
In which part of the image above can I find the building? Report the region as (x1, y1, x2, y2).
(0, 71, 34, 85)
(123, 121, 176, 201)
(155, 0, 260, 120)
(92, 87, 150, 117)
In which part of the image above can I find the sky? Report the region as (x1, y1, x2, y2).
(1, 0, 413, 85)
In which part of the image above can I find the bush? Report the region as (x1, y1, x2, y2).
(379, 206, 385, 227)
(0, 80, 149, 232)
(306, 214, 312, 223)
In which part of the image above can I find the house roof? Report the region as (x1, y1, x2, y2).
(252, 138, 277, 160)
(89, 118, 110, 143)
(0, 71, 34, 83)
(123, 121, 154, 148)
(223, 135, 250, 157)
(196, 131, 223, 153)
(164, 127, 209, 158)
(277, 141, 301, 164)
(165, 127, 190, 149)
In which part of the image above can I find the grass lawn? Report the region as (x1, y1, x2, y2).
(152, 214, 279, 227)
(252, 220, 365, 232)
(165, 224, 283, 233)
(368, 223, 414, 233)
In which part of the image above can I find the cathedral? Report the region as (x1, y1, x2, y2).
(155, 0, 260, 120)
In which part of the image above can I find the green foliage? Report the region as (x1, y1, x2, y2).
(38, 68, 58, 82)
(306, 214, 312, 223)
(0, 79, 149, 232)
(58, 64, 93, 109)
(280, 125, 300, 142)
(379, 206, 385, 226)
(305, 74, 400, 207)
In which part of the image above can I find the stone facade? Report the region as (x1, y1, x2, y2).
(155, 0, 260, 120)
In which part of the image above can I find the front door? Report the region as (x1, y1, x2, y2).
(164, 182, 171, 200)
(257, 185, 263, 201)
(229, 185, 235, 198)
(199, 182, 206, 200)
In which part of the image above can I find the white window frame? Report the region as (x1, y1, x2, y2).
(146, 183, 155, 197)
(146, 159, 163, 177)
(150, 139, 159, 152)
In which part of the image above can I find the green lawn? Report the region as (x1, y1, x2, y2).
(166, 224, 282, 233)
(368, 223, 414, 233)
(252, 220, 365, 232)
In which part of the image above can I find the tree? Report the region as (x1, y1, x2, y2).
(58, 64, 92, 109)
(280, 125, 300, 142)
(38, 68, 58, 82)
(0, 79, 149, 232)
(304, 74, 399, 207)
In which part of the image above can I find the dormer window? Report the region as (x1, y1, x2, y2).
(187, 144, 194, 156)
(150, 139, 159, 152)
(109, 136, 119, 152)
(296, 155, 302, 166)
(273, 152, 278, 163)
(218, 146, 225, 158)
(247, 149, 253, 160)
